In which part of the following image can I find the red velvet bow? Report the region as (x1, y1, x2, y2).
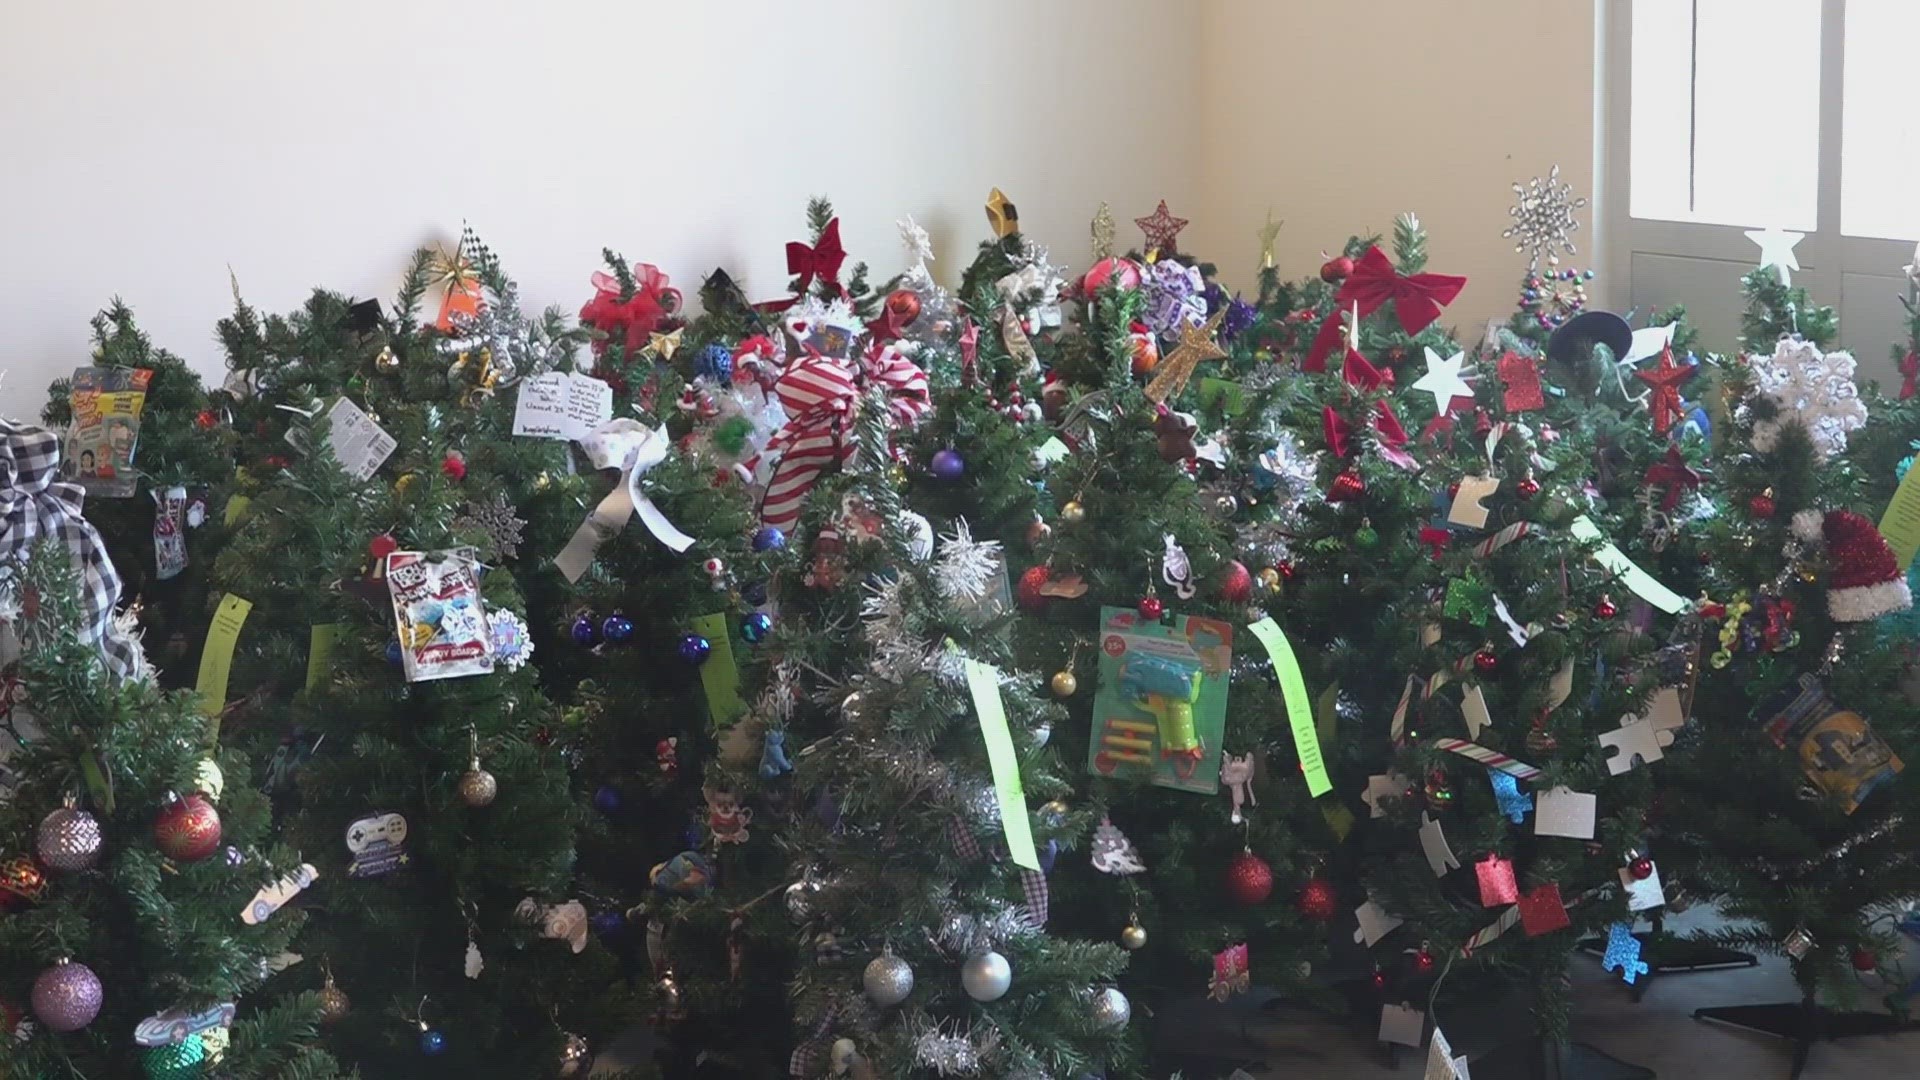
(1336, 246, 1467, 335)
(786, 218, 847, 297)
(1304, 311, 1344, 372)
(1322, 405, 1350, 458)
(1902, 351, 1918, 400)
(580, 265, 681, 355)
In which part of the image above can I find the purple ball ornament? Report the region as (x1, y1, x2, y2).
(32, 958, 103, 1032)
(679, 633, 712, 665)
(741, 612, 773, 643)
(593, 785, 622, 812)
(570, 613, 600, 647)
(931, 449, 966, 481)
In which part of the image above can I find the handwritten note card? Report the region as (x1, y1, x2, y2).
(513, 372, 613, 441)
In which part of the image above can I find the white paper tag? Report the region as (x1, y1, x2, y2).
(1379, 1003, 1425, 1047)
(1427, 1027, 1470, 1080)
(1460, 685, 1491, 741)
(1354, 899, 1405, 947)
(1364, 773, 1413, 818)
(1535, 786, 1597, 839)
(1447, 476, 1501, 529)
(323, 398, 396, 481)
(513, 371, 612, 441)
(1419, 812, 1461, 876)
(1620, 863, 1667, 911)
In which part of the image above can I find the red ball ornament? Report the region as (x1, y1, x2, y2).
(1628, 855, 1654, 880)
(1413, 946, 1436, 973)
(1852, 948, 1877, 972)
(1593, 595, 1619, 620)
(195, 410, 218, 431)
(1446, 481, 1461, 499)
(1276, 559, 1296, 582)
(884, 289, 922, 327)
(1137, 595, 1165, 622)
(1320, 255, 1355, 283)
(441, 452, 467, 480)
(1017, 565, 1053, 613)
(369, 533, 400, 562)
(1516, 475, 1541, 499)
(152, 793, 221, 862)
(1748, 492, 1777, 519)
(1473, 648, 1499, 674)
(1216, 560, 1253, 604)
(1224, 849, 1273, 906)
(1327, 469, 1366, 503)
(1297, 876, 1339, 921)
(1371, 968, 1387, 989)
(1083, 256, 1143, 295)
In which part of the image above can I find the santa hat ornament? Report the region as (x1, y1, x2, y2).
(1791, 509, 1913, 622)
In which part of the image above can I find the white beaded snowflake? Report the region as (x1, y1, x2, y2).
(1745, 338, 1868, 462)
(1503, 164, 1588, 271)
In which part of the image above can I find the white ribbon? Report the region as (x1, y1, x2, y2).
(553, 420, 695, 583)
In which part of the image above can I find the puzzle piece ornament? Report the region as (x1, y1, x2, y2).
(1601, 922, 1649, 984)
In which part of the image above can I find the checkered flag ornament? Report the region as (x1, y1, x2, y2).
(0, 422, 144, 679)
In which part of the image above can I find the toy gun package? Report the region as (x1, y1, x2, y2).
(1758, 674, 1902, 814)
(1087, 605, 1232, 793)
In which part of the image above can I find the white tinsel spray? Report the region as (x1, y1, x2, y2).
(1744, 338, 1867, 462)
(934, 520, 1002, 603)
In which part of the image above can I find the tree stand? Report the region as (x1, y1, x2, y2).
(1469, 1037, 1656, 1080)
(1694, 991, 1911, 1080)
(1576, 915, 1758, 1001)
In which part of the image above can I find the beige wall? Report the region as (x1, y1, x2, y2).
(1190, 0, 1599, 332)
(0, 0, 1202, 418)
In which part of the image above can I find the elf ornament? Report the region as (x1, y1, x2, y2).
(154, 793, 221, 862)
(1791, 509, 1913, 621)
(1224, 848, 1274, 905)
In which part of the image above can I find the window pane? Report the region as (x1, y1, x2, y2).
(1630, 0, 1820, 229)
(1842, 0, 1920, 239)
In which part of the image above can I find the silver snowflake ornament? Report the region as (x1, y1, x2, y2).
(453, 492, 527, 561)
(1503, 164, 1588, 271)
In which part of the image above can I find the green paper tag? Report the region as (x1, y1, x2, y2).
(307, 624, 343, 692)
(1570, 516, 1689, 614)
(1246, 617, 1332, 797)
(1322, 801, 1356, 842)
(1035, 437, 1071, 465)
(80, 747, 114, 814)
(1880, 464, 1920, 570)
(223, 494, 251, 527)
(1198, 378, 1247, 416)
(1315, 682, 1340, 745)
(692, 612, 746, 727)
(962, 658, 1040, 871)
(196, 594, 253, 727)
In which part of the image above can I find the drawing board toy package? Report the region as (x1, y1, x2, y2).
(385, 549, 494, 682)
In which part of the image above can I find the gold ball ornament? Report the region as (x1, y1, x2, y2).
(1120, 921, 1148, 950)
(1060, 500, 1086, 525)
(1257, 567, 1282, 592)
(317, 980, 351, 1025)
(374, 345, 401, 373)
(1050, 670, 1078, 698)
(458, 760, 498, 807)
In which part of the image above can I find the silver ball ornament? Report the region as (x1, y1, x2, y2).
(785, 879, 821, 924)
(457, 761, 498, 807)
(960, 950, 1012, 1002)
(36, 805, 104, 873)
(863, 949, 914, 1007)
(557, 1032, 593, 1076)
(1090, 986, 1131, 1028)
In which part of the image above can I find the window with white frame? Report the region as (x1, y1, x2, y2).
(1607, 0, 1919, 377)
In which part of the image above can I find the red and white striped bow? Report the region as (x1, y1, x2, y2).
(752, 353, 861, 533)
(861, 344, 930, 428)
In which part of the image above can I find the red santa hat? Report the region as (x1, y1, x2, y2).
(1791, 509, 1913, 622)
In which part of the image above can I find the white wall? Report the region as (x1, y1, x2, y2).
(0, 0, 1201, 419)
(1190, 0, 1598, 335)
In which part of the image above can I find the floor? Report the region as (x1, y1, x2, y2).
(596, 908, 1920, 1078)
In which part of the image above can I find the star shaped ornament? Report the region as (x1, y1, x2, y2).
(1144, 308, 1227, 403)
(1634, 345, 1695, 436)
(1744, 226, 1803, 285)
(1410, 347, 1473, 413)
(1136, 200, 1189, 255)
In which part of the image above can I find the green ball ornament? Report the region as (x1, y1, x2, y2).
(1353, 519, 1379, 548)
(713, 415, 754, 456)
(143, 1036, 207, 1079)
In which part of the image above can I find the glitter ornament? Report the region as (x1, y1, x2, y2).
(1120, 920, 1148, 949)
(961, 951, 1012, 1001)
(32, 958, 103, 1031)
(142, 1036, 206, 1079)
(153, 793, 221, 862)
(1224, 849, 1274, 905)
(1216, 560, 1253, 604)
(317, 977, 350, 1024)
(452, 492, 526, 561)
(1746, 338, 1868, 461)
(458, 760, 498, 807)
(1327, 468, 1365, 503)
(569, 613, 599, 647)
(1016, 565, 1053, 612)
(930, 449, 965, 480)
(1090, 986, 1131, 1029)
(678, 633, 712, 664)
(1503, 164, 1588, 271)
(1060, 499, 1086, 524)
(1050, 669, 1078, 698)
(1749, 490, 1776, 519)
(1354, 520, 1379, 548)
(1137, 594, 1164, 621)
(741, 611, 773, 643)
(36, 804, 103, 873)
(1298, 876, 1339, 921)
(601, 613, 635, 644)
(440, 452, 467, 480)
(862, 948, 915, 1007)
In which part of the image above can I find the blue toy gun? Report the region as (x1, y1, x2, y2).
(1121, 653, 1203, 757)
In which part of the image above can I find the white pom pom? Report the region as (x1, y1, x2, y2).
(1791, 509, 1826, 547)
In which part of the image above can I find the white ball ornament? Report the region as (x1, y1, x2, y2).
(960, 950, 1012, 1002)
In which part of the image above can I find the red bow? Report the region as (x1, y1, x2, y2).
(1336, 246, 1467, 335)
(861, 345, 931, 429)
(1902, 351, 1918, 400)
(786, 218, 847, 297)
(1322, 406, 1350, 458)
(750, 354, 861, 533)
(580, 265, 682, 355)
(1304, 312, 1344, 372)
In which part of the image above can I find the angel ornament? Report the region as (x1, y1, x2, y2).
(1221, 752, 1257, 824)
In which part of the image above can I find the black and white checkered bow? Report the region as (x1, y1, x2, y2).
(0, 422, 142, 679)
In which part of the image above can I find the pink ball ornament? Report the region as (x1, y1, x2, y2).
(1082, 257, 1142, 295)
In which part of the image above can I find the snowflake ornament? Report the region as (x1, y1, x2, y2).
(1745, 338, 1868, 462)
(1503, 164, 1588, 271)
(898, 214, 935, 265)
(934, 519, 1003, 602)
(488, 607, 533, 671)
(453, 492, 527, 561)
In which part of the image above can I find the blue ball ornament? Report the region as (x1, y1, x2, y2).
(931, 448, 966, 480)
(679, 633, 712, 664)
(752, 526, 787, 552)
(741, 612, 773, 643)
(570, 613, 599, 647)
(385, 640, 403, 665)
(601, 613, 635, 644)
(420, 1028, 447, 1055)
(591, 911, 626, 938)
(593, 785, 622, 811)
(741, 580, 769, 606)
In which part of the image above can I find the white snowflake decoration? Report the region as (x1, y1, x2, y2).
(487, 607, 533, 671)
(898, 215, 935, 265)
(934, 519, 1002, 602)
(1745, 338, 1868, 462)
(1503, 164, 1588, 271)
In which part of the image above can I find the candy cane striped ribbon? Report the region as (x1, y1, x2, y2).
(1473, 520, 1532, 558)
(750, 354, 860, 532)
(862, 345, 930, 428)
(1389, 650, 1481, 746)
(1461, 884, 1602, 957)
(1433, 737, 1541, 781)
